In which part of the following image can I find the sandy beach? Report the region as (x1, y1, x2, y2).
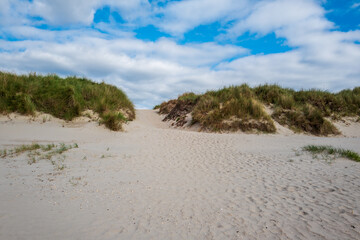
(0, 109, 359, 239)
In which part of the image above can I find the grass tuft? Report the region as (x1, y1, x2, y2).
(178, 92, 200, 103)
(1, 143, 79, 168)
(13, 143, 41, 155)
(100, 112, 127, 131)
(303, 145, 360, 162)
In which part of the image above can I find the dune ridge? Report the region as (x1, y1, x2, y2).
(156, 85, 360, 136)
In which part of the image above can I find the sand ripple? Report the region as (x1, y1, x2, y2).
(0, 110, 359, 239)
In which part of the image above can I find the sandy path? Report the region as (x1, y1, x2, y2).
(0, 110, 360, 239)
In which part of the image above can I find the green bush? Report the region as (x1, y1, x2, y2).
(100, 112, 127, 131)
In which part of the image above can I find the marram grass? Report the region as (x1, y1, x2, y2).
(156, 84, 360, 135)
(0, 72, 135, 131)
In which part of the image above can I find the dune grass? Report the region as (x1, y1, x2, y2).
(177, 92, 201, 103)
(157, 85, 276, 132)
(303, 145, 360, 162)
(0, 72, 135, 130)
(254, 85, 360, 116)
(192, 85, 276, 132)
(254, 84, 360, 135)
(157, 84, 359, 135)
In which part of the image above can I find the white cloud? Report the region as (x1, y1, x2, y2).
(105, 0, 151, 22)
(156, 0, 252, 36)
(0, 0, 360, 108)
(216, 49, 360, 92)
(218, 0, 360, 89)
(1, 29, 359, 108)
(225, 0, 329, 38)
(0, 0, 152, 26)
(0, 35, 247, 108)
(0, 0, 30, 26)
(351, 2, 360, 9)
(29, 0, 99, 25)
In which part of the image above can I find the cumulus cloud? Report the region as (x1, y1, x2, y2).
(0, 0, 30, 26)
(0, 0, 152, 26)
(0, 35, 247, 108)
(155, 0, 252, 36)
(0, 0, 359, 108)
(29, 0, 99, 25)
(225, 0, 329, 38)
(217, 0, 360, 89)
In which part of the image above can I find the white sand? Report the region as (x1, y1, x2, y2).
(0, 110, 359, 240)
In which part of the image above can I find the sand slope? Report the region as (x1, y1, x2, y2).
(0, 110, 359, 239)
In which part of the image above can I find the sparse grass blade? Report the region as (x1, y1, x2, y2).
(303, 145, 360, 162)
(1, 143, 80, 169)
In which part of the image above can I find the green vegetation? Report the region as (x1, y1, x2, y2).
(158, 85, 276, 132)
(13, 143, 42, 154)
(303, 145, 360, 162)
(153, 104, 161, 110)
(177, 92, 200, 103)
(156, 84, 360, 135)
(192, 85, 275, 132)
(0, 143, 79, 168)
(0, 72, 135, 130)
(254, 84, 360, 135)
(100, 112, 127, 131)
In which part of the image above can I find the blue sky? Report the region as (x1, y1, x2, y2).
(0, 0, 360, 108)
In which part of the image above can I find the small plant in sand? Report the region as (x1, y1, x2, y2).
(0, 143, 79, 169)
(100, 153, 113, 159)
(303, 145, 360, 162)
(13, 143, 42, 154)
(0, 149, 7, 158)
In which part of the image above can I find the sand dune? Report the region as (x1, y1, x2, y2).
(0, 110, 359, 239)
